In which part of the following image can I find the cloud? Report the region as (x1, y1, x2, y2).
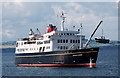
(4, 0, 23, 7)
(2, 2, 118, 41)
(52, 3, 101, 30)
(51, 2, 118, 40)
(116, 0, 120, 3)
(3, 29, 16, 38)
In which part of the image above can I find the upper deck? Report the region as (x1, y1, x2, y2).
(15, 29, 85, 54)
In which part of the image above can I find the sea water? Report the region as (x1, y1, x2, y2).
(1, 45, 118, 76)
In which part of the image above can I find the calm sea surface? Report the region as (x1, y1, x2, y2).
(1, 46, 118, 76)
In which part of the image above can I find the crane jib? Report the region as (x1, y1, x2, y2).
(84, 20, 103, 48)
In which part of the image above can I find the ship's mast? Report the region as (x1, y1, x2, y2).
(101, 28, 105, 39)
(61, 12, 66, 31)
(102, 29, 103, 36)
(80, 23, 82, 49)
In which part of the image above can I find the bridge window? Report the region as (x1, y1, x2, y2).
(58, 40, 60, 43)
(58, 39, 69, 43)
(67, 33, 69, 35)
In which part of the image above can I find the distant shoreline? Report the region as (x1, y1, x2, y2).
(0, 40, 120, 49)
(0, 45, 16, 49)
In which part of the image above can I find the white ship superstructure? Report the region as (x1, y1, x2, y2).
(16, 12, 85, 54)
(16, 26, 85, 54)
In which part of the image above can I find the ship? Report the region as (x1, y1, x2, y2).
(95, 29, 110, 43)
(15, 12, 103, 67)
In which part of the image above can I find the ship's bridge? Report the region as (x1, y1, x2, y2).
(43, 30, 85, 51)
(55, 31, 79, 35)
(43, 30, 82, 40)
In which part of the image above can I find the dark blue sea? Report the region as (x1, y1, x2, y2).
(1, 45, 119, 76)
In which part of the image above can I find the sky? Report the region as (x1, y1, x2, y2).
(1, 2, 119, 42)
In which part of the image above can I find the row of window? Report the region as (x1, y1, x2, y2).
(39, 46, 50, 52)
(58, 46, 68, 50)
(17, 40, 50, 47)
(16, 41, 36, 47)
(37, 42, 43, 45)
(17, 48, 28, 52)
(58, 39, 80, 43)
(17, 48, 39, 52)
(70, 40, 80, 43)
(30, 48, 38, 50)
(44, 40, 50, 44)
(58, 39, 68, 43)
(37, 40, 50, 45)
(46, 46, 50, 49)
(17, 46, 50, 52)
(57, 46, 80, 50)
(60, 33, 75, 36)
(16, 42, 25, 47)
(24, 41, 36, 44)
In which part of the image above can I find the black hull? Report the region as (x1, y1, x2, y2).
(15, 47, 99, 67)
(95, 38, 110, 43)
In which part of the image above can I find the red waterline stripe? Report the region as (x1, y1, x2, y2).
(17, 64, 96, 67)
